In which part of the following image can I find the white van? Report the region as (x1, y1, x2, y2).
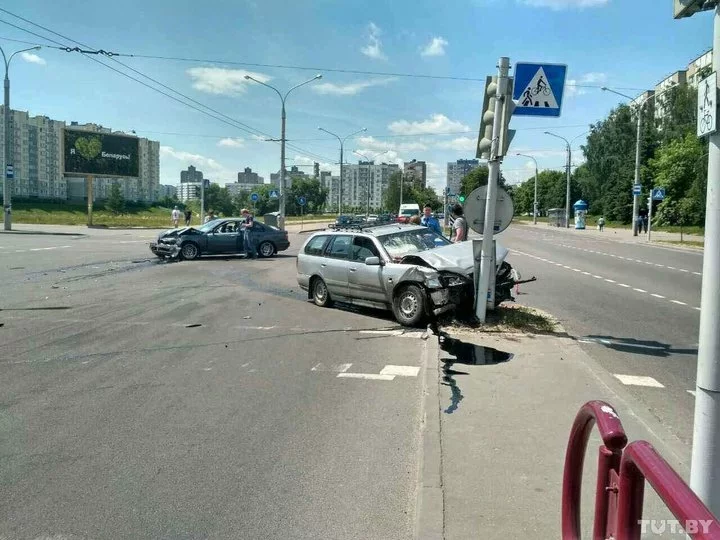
(397, 203, 420, 222)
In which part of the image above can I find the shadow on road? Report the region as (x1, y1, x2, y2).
(581, 335, 697, 357)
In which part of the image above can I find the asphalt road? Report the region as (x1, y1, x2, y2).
(497, 223, 702, 446)
(0, 227, 429, 540)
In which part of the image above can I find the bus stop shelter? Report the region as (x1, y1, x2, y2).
(547, 208, 566, 228)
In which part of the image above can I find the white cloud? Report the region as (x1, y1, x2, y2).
(420, 37, 448, 57)
(251, 135, 266, 142)
(312, 77, 396, 96)
(426, 162, 445, 193)
(512, 148, 571, 160)
(160, 145, 238, 184)
(20, 52, 45, 65)
(437, 137, 476, 152)
(357, 136, 428, 154)
(566, 72, 607, 97)
(186, 67, 271, 96)
(161, 146, 224, 171)
(388, 114, 471, 135)
(516, 0, 608, 9)
(218, 137, 245, 148)
(292, 155, 336, 174)
(361, 22, 387, 60)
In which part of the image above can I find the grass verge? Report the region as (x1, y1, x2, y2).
(657, 240, 704, 248)
(439, 304, 558, 334)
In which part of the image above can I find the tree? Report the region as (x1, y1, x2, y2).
(288, 178, 328, 215)
(383, 172, 402, 213)
(106, 182, 125, 215)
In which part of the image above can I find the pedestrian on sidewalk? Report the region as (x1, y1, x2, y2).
(451, 204, 468, 243)
(241, 208, 258, 259)
(184, 209, 192, 226)
(171, 206, 180, 228)
(597, 217, 605, 232)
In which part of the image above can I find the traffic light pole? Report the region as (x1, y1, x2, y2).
(476, 57, 510, 324)
(690, 1, 720, 518)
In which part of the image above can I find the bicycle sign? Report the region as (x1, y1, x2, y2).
(513, 62, 567, 117)
(697, 71, 717, 138)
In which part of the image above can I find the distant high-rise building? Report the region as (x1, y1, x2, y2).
(181, 165, 203, 184)
(237, 167, 262, 184)
(271, 165, 306, 189)
(403, 160, 427, 189)
(447, 159, 481, 196)
(340, 161, 400, 211)
(314, 162, 320, 178)
(157, 184, 177, 200)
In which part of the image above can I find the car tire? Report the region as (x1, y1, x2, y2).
(312, 277, 333, 308)
(392, 284, 426, 327)
(258, 241, 275, 258)
(180, 242, 200, 260)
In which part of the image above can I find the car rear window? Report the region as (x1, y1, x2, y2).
(304, 235, 330, 256)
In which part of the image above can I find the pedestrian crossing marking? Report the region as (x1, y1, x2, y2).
(518, 67, 559, 109)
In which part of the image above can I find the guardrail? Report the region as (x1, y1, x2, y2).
(562, 400, 720, 539)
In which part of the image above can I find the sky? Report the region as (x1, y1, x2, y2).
(0, 0, 714, 193)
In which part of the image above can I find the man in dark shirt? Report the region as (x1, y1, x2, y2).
(240, 209, 258, 259)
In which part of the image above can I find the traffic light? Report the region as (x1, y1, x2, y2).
(476, 76, 498, 160)
(458, 195, 466, 203)
(499, 78, 516, 158)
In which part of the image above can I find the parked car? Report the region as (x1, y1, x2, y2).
(296, 223, 522, 326)
(150, 217, 290, 260)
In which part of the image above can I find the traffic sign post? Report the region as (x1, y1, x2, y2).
(680, 3, 720, 516)
(633, 184, 642, 195)
(269, 190, 279, 199)
(698, 71, 717, 138)
(464, 185, 514, 235)
(297, 196, 306, 230)
(250, 193, 259, 202)
(652, 187, 665, 201)
(512, 62, 568, 117)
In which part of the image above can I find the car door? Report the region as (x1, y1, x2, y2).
(320, 235, 352, 298)
(207, 220, 241, 254)
(348, 235, 387, 302)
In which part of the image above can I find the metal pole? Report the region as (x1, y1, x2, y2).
(690, 4, 720, 518)
(280, 102, 286, 226)
(632, 106, 643, 236)
(86, 175, 93, 226)
(566, 143, 571, 228)
(200, 180, 205, 223)
(647, 195, 652, 242)
(400, 172, 404, 208)
(339, 143, 343, 215)
(534, 162, 538, 225)
(476, 56, 509, 324)
(3, 65, 9, 231)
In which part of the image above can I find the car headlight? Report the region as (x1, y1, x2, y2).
(425, 277, 442, 289)
(445, 275, 467, 287)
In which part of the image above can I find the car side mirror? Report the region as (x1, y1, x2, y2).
(365, 256, 382, 266)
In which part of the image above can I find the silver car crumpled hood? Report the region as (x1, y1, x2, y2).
(401, 240, 509, 275)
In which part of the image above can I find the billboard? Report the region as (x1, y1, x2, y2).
(63, 129, 140, 177)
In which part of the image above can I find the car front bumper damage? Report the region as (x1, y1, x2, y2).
(150, 241, 180, 258)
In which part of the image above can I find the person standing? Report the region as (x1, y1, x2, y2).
(184, 209, 192, 226)
(597, 216, 605, 232)
(240, 208, 257, 259)
(451, 204, 468, 243)
(420, 204, 442, 235)
(171, 206, 180, 228)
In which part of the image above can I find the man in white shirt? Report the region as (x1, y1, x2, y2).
(451, 204, 467, 242)
(171, 206, 180, 228)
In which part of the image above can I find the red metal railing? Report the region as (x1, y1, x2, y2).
(562, 400, 720, 539)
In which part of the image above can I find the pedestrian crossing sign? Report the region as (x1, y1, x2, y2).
(512, 62, 567, 117)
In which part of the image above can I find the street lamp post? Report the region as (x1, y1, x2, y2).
(354, 149, 389, 217)
(544, 132, 571, 228)
(1, 45, 41, 231)
(516, 153, 539, 224)
(245, 74, 322, 229)
(318, 127, 366, 215)
(601, 85, 676, 236)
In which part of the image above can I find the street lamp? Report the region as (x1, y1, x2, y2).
(516, 153, 539, 224)
(318, 126, 367, 215)
(354, 149, 389, 216)
(544, 131, 572, 228)
(245, 73, 322, 229)
(1, 45, 41, 231)
(601, 85, 675, 236)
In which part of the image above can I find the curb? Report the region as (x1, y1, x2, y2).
(415, 328, 444, 539)
(0, 230, 85, 236)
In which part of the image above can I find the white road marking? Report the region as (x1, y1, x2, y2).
(379, 365, 421, 377)
(562, 265, 572, 269)
(593, 275, 603, 279)
(667, 266, 676, 270)
(337, 373, 395, 381)
(359, 330, 404, 336)
(572, 268, 581, 272)
(582, 271, 591, 275)
(618, 283, 631, 288)
(680, 269, 689, 272)
(613, 374, 665, 388)
(651, 293, 665, 299)
(672, 300, 687, 306)
(633, 288, 647, 293)
(694, 307, 702, 311)
(693, 272, 702, 276)
(312, 363, 352, 372)
(688, 390, 697, 397)
(605, 279, 616, 283)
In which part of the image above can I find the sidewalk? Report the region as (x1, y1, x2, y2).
(516, 220, 704, 250)
(417, 326, 693, 539)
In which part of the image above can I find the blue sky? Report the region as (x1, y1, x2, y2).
(0, 0, 713, 192)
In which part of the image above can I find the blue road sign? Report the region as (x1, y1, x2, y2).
(269, 189, 279, 199)
(250, 192, 259, 202)
(297, 196, 306, 206)
(5, 165, 13, 179)
(513, 62, 568, 117)
(652, 187, 666, 201)
(633, 184, 642, 195)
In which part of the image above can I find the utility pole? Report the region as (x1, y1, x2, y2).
(680, 0, 720, 518)
(1, 45, 41, 231)
(545, 132, 571, 227)
(476, 57, 510, 323)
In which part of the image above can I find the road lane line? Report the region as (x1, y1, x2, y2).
(613, 374, 665, 388)
(688, 390, 697, 397)
(379, 365, 420, 377)
(672, 300, 687, 305)
(693, 272, 702, 276)
(651, 293, 665, 299)
(337, 373, 395, 381)
(593, 275, 603, 279)
(605, 279, 616, 283)
(694, 307, 702, 311)
(618, 284, 631, 288)
(633, 288, 647, 293)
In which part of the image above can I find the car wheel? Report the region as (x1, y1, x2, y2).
(392, 284, 426, 327)
(258, 241, 275, 258)
(180, 242, 200, 260)
(312, 277, 333, 308)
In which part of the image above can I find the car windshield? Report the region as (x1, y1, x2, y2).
(197, 219, 222, 232)
(378, 228, 451, 261)
(400, 209, 419, 216)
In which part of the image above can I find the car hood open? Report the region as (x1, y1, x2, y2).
(400, 240, 509, 275)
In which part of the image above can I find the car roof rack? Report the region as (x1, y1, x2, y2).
(328, 220, 408, 232)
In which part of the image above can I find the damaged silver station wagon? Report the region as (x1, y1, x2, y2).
(296, 223, 528, 327)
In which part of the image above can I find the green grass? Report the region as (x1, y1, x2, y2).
(514, 214, 705, 236)
(441, 304, 558, 334)
(657, 240, 704, 248)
